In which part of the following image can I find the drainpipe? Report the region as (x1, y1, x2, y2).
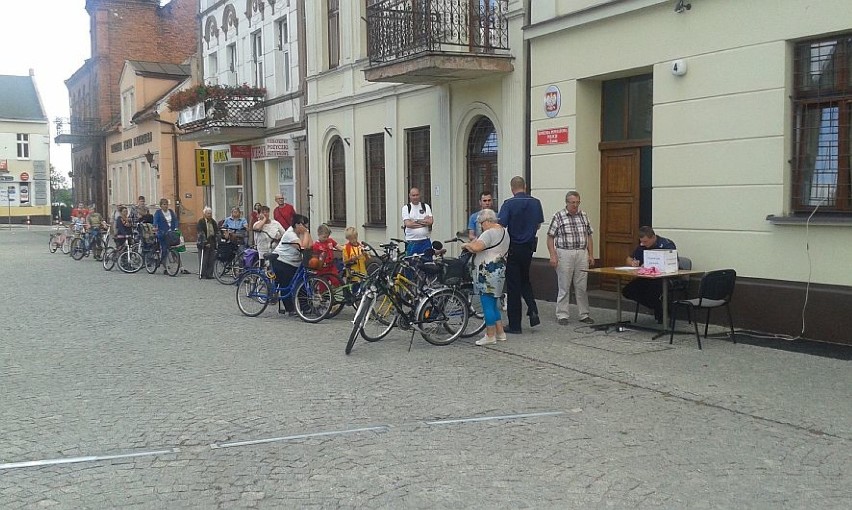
(524, 0, 532, 187)
(155, 118, 180, 223)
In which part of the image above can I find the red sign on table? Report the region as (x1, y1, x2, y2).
(536, 127, 569, 145)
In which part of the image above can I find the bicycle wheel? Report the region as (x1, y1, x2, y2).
(164, 249, 181, 276)
(346, 292, 374, 355)
(144, 250, 160, 274)
(360, 291, 398, 342)
(61, 235, 72, 255)
(118, 248, 143, 273)
(236, 273, 272, 317)
(459, 288, 486, 338)
(417, 289, 469, 346)
(294, 276, 333, 323)
(49, 234, 59, 253)
(325, 286, 347, 319)
(70, 238, 85, 260)
(102, 247, 116, 271)
(214, 258, 239, 285)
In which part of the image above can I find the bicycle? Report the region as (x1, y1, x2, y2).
(144, 234, 182, 276)
(70, 227, 105, 261)
(214, 228, 251, 285)
(102, 233, 143, 273)
(48, 222, 68, 254)
(345, 241, 469, 355)
(434, 235, 486, 339)
(235, 246, 333, 323)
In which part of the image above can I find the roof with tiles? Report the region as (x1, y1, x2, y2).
(0, 75, 47, 121)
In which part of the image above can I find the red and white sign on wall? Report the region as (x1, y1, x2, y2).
(536, 127, 569, 146)
(20, 172, 29, 181)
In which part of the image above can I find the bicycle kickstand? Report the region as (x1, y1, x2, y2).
(408, 329, 416, 353)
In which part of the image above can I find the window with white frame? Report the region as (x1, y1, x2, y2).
(328, 137, 346, 224)
(276, 16, 291, 92)
(252, 30, 264, 88)
(226, 43, 237, 86)
(364, 133, 386, 225)
(328, 0, 340, 69)
(207, 51, 219, 85)
(16, 134, 29, 159)
(121, 88, 135, 128)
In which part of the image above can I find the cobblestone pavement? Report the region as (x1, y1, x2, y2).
(1, 228, 850, 509)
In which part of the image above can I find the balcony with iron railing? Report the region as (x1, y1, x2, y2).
(170, 85, 267, 142)
(54, 117, 104, 145)
(365, 0, 514, 84)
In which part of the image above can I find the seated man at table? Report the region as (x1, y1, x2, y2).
(623, 226, 676, 323)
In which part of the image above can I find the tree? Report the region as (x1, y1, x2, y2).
(50, 165, 72, 220)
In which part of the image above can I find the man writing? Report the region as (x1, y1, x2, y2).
(401, 187, 433, 257)
(547, 191, 595, 325)
(498, 176, 544, 334)
(624, 226, 677, 323)
(273, 194, 296, 230)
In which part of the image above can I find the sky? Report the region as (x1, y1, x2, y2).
(2, 1, 90, 180)
(1, 1, 170, 182)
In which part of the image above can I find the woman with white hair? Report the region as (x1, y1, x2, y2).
(196, 206, 219, 279)
(462, 208, 510, 345)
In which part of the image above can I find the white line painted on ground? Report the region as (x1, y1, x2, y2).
(210, 425, 390, 449)
(425, 411, 565, 426)
(0, 448, 181, 471)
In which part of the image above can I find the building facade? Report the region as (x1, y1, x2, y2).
(58, 0, 197, 214)
(526, 0, 852, 343)
(304, 0, 524, 246)
(177, 0, 308, 221)
(105, 60, 207, 239)
(0, 73, 51, 224)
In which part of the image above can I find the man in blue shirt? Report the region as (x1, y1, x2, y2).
(624, 225, 677, 323)
(498, 176, 545, 334)
(222, 207, 248, 245)
(467, 191, 494, 240)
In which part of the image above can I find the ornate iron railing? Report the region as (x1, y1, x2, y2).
(176, 95, 265, 132)
(366, 0, 510, 64)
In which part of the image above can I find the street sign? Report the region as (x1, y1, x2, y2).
(20, 172, 29, 181)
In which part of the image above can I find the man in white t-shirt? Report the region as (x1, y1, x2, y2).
(401, 187, 433, 258)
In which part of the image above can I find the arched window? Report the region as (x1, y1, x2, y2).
(328, 137, 346, 224)
(466, 116, 498, 218)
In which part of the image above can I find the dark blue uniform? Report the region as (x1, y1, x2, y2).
(623, 235, 677, 322)
(498, 192, 545, 332)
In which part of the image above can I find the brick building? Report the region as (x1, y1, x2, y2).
(57, 0, 198, 214)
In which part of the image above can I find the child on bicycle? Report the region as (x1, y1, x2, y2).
(312, 223, 340, 284)
(342, 226, 367, 297)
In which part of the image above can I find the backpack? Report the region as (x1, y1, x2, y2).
(403, 202, 432, 232)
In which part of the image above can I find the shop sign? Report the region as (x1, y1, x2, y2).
(212, 149, 230, 163)
(544, 85, 561, 118)
(0, 160, 8, 172)
(266, 138, 290, 157)
(251, 145, 266, 159)
(536, 127, 569, 145)
(230, 145, 252, 158)
(19, 182, 29, 205)
(20, 172, 29, 181)
(195, 149, 211, 186)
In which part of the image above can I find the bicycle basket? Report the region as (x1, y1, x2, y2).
(217, 242, 237, 262)
(301, 249, 322, 270)
(441, 256, 472, 285)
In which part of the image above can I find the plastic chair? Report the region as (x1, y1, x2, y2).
(633, 256, 693, 322)
(669, 269, 737, 349)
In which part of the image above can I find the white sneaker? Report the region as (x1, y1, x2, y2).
(475, 335, 496, 346)
(496, 334, 507, 342)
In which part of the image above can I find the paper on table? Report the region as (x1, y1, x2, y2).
(614, 266, 639, 271)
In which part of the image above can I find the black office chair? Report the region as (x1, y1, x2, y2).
(633, 256, 693, 322)
(669, 269, 737, 350)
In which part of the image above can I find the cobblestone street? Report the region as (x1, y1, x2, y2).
(1, 228, 850, 509)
